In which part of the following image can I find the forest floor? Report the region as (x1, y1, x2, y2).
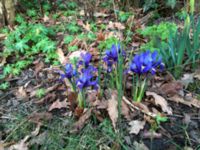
(0, 1, 200, 150)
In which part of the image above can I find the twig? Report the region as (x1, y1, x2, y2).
(122, 96, 157, 118)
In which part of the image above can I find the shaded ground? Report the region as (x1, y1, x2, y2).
(0, 65, 200, 150)
(0, 1, 200, 150)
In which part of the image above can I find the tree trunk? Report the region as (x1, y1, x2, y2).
(0, 0, 6, 27)
(4, 0, 15, 26)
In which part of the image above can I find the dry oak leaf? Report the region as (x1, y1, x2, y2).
(159, 81, 183, 97)
(34, 61, 44, 76)
(121, 101, 131, 120)
(8, 136, 29, 150)
(48, 99, 67, 111)
(146, 91, 172, 115)
(71, 108, 92, 133)
(28, 112, 52, 123)
(56, 48, 66, 65)
(180, 73, 194, 88)
(107, 91, 118, 130)
(107, 21, 125, 30)
(129, 120, 146, 135)
(170, 96, 200, 108)
(15, 86, 27, 99)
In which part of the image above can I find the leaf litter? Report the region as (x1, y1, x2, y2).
(1, 2, 200, 149)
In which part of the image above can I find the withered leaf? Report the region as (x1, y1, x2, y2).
(159, 81, 183, 97)
(56, 48, 66, 65)
(180, 73, 194, 88)
(146, 91, 172, 115)
(121, 101, 131, 120)
(15, 86, 27, 99)
(129, 120, 146, 135)
(107, 91, 118, 130)
(28, 112, 52, 123)
(170, 96, 200, 108)
(48, 99, 67, 111)
(71, 108, 92, 133)
(34, 61, 44, 76)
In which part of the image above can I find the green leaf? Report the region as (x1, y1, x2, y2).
(36, 88, 46, 98)
(67, 22, 80, 34)
(64, 35, 74, 44)
(12, 68, 21, 76)
(0, 82, 10, 90)
(156, 115, 168, 125)
(3, 65, 12, 75)
(68, 46, 78, 52)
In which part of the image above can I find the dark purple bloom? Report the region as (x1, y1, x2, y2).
(78, 52, 92, 68)
(103, 44, 126, 72)
(76, 66, 98, 90)
(60, 63, 76, 80)
(129, 50, 164, 75)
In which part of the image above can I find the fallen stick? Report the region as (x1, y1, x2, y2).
(122, 96, 157, 118)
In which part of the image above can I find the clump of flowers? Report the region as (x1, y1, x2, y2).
(103, 43, 126, 117)
(103, 44, 126, 73)
(103, 44, 126, 90)
(129, 50, 164, 102)
(59, 63, 77, 92)
(60, 52, 98, 108)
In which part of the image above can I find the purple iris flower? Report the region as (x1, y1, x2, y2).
(79, 52, 92, 68)
(76, 66, 98, 90)
(103, 44, 126, 72)
(129, 50, 164, 75)
(60, 63, 76, 80)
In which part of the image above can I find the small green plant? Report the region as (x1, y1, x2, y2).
(2, 22, 57, 77)
(66, 1, 77, 10)
(98, 37, 119, 51)
(117, 11, 133, 22)
(66, 22, 80, 34)
(64, 35, 74, 44)
(158, 15, 200, 78)
(27, 9, 37, 17)
(137, 22, 177, 51)
(0, 82, 10, 90)
(36, 88, 46, 98)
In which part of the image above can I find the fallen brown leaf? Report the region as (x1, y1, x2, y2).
(67, 91, 78, 111)
(15, 86, 27, 99)
(143, 131, 162, 139)
(94, 12, 109, 17)
(8, 141, 28, 150)
(129, 120, 146, 134)
(107, 91, 118, 130)
(146, 91, 172, 115)
(71, 108, 92, 133)
(97, 31, 105, 41)
(34, 61, 44, 76)
(56, 48, 66, 65)
(170, 95, 200, 108)
(77, 20, 90, 31)
(28, 112, 52, 123)
(107, 21, 125, 30)
(159, 81, 183, 96)
(48, 99, 67, 111)
(180, 73, 194, 88)
(121, 101, 131, 120)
